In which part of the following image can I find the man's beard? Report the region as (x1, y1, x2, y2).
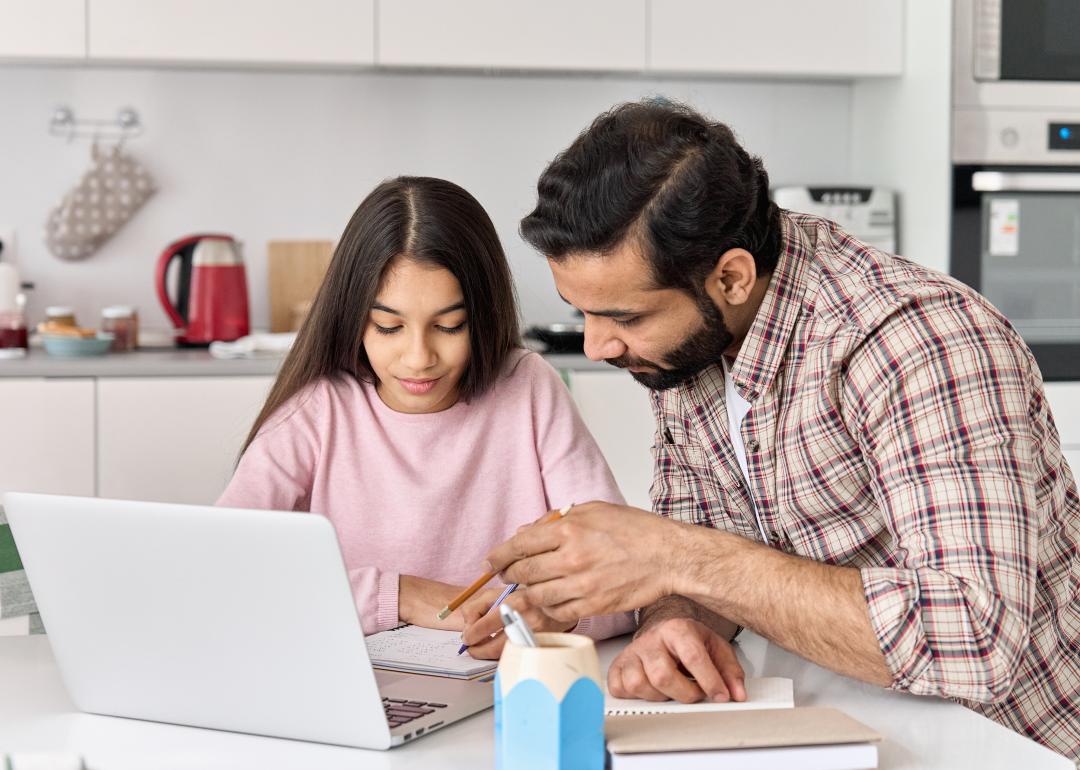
(606, 296, 734, 391)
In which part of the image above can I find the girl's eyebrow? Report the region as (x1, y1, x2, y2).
(371, 301, 466, 317)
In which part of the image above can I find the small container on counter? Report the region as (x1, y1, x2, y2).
(45, 306, 77, 327)
(101, 305, 138, 352)
(0, 310, 28, 358)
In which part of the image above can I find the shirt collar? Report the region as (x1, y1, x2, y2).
(727, 212, 815, 402)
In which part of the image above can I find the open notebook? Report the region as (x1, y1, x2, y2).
(365, 625, 497, 680)
(605, 677, 793, 716)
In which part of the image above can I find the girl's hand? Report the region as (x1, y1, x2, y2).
(398, 575, 469, 631)
(458, 587, 577, 659)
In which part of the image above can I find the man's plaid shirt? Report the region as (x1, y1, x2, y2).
(649, 212, 1078, 761)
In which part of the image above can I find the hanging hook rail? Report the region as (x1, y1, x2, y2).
(49, 105, 143, 143)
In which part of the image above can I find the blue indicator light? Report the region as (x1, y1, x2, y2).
(1061, 127, 1072, 140)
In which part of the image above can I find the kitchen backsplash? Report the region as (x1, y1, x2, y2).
(0, 66, 854, 332)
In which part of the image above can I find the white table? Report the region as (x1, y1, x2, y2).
(0, 633, 1071, 770)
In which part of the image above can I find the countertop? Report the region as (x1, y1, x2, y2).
(0, 349, 611, 378)
(0, 632, 1070, 770)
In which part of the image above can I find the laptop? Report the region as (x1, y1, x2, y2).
(2, 492, 494, 749)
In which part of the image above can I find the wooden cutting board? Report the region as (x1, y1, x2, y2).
(267, 240, 334, 332)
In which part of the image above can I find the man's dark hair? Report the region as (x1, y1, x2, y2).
(520, 99, 782, 294)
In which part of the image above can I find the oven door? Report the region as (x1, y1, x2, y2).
(952, 166, 1080, 380)
(976, 0, 1080, 82)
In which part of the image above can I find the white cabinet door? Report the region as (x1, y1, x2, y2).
(649, 0, 903, 77)
(568, 370, 655, 510)
(97, 377, 273, 505)
(88, 0, 374, 65)
(378, 0, 646, 71)
(0, 0, 85, 59)
(1044, 382, 1080, 448)
(0, 379, 95, 497)
(1064, 451, 1080, 481)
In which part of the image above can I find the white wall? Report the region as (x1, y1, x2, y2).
(850, 0, 953, 273)
(0, 66, 853, 332)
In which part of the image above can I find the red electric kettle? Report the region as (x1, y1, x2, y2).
(156, 234, 250, 346)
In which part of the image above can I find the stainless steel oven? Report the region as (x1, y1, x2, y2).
(952, 167, 1080, 380)
(952, 0, 1080, 379)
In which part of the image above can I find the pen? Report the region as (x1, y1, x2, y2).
(499, 603, 537, 648)
(457, 582, 517, 655)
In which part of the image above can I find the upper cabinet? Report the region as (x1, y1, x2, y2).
(88, 0, 375, 66)
(378, 0, 647, 72)
(649, 0, 903, 78)
(0, 0, 85, 60)
(1, 0, 904, 77)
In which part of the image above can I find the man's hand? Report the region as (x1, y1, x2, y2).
(484, 501, 694, 623)
(608, 617, 746, 704)
(458, 587, 575, 660)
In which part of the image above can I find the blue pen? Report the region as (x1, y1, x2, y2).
(458, 582, 518, 655)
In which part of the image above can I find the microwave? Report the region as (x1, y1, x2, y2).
(954, 0, 1080, 166)
(971, 0, 1080, 83)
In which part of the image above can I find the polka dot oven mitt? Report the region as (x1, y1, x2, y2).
(45, 142, 156, 261)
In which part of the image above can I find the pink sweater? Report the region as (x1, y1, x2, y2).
(218, 349, 635, 639)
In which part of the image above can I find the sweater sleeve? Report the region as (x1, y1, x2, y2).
(216, 383, 400, 635)
(526, 354, 637, 640)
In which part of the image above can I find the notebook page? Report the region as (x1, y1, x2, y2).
(605, 676, 793, 715)
(365, 625, 495, 676)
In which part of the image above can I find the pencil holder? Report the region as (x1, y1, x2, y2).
(495, 632, 604, 770)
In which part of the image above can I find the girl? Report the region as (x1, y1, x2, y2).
(218, 176, 633, 657)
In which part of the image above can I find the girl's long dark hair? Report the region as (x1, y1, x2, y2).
(241, 176, 521, 455)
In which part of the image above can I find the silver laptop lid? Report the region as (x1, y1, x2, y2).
(3, 493, 392, 749)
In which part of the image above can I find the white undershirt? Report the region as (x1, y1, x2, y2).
(722, 358, 768, 542)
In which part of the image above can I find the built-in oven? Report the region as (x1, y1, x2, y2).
(952, 167, 1080, 380)
(952, 0, 1080, 380)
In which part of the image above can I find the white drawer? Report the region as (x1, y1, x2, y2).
(1044, 383, 1080, 447)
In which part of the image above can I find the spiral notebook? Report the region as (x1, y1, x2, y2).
(365, 625, 498, 680)
(605, 676, 793, 715)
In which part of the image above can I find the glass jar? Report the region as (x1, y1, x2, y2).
(101, 306, 138, 352)
(0, 310, 28, 358)
(45, 306, 77, 327)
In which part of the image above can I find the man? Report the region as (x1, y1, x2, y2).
(465, 100, 1079, 760)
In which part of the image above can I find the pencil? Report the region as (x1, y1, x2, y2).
(435, 503, 573, 621)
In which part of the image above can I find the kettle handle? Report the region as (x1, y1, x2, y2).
(155, 236, 200, 331)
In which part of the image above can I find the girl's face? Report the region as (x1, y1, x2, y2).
(363, 256, 471, 414)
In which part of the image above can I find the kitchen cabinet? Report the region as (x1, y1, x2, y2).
(0, 379, 95, 497)
(0, 0, 85, 60)
(649, 0, 903, 78)
(97, 376, 273, 505)
(567, 370, 655, 510)
(378, 0, 647, 72)
(88, 0, 374, 66)
(1045, 380, 1080, 451)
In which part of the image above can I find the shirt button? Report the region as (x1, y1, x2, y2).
(746, 439, 760, 452)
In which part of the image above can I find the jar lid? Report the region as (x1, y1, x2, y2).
(102, 305, 136, 318)
(46, 306, 74, 316)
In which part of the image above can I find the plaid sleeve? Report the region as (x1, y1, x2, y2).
(842, 292, 1038, 703)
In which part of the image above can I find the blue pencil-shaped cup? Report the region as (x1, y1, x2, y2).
(495, 632, 604, 770)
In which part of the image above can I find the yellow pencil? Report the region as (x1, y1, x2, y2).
(435, 503, 573, 621)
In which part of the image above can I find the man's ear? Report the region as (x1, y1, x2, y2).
(703, 248, 758, 308)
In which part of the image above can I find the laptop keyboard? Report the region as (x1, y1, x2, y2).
(383, 697, 448, 729)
